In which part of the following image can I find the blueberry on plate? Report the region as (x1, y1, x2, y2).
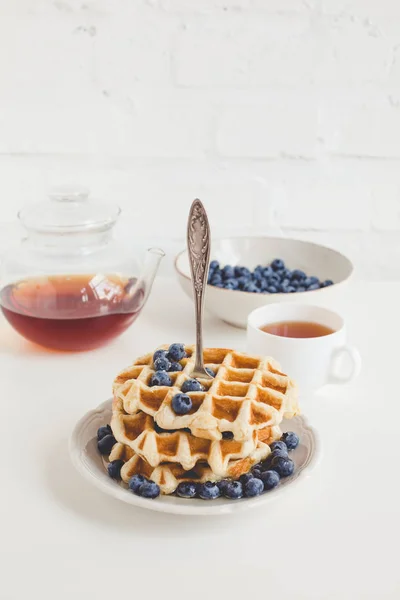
(167, 343, 186, 362)
(97, 434, 117, 455)
(172, 393, 193, 415)
(129, 474, 147, 493)
(222, 265, 235, 280)
(138, 480, 161, 499)
(270, 441, 288, 455)
(168, 361, 183, 372)
(176, 481, 198, 498)
(223, 481, 243, 499)
(97, 424, 112, 441)
(281, 431, 300, 450)
(244, 477, 264, 497)
(205, 367, 216, 377)
(321, 279, 334, 287)
(270, 456, 295, 477)
(153, 349, 168, 363)
(150, 371, 172, 387)
(222, 431, 234, 440)
(270, 448, 288, 460)
(260, 470, 280, 490)
(252, 468, 262, 480)
(198, 481, 221, 500)
(224, 279, 239, 290)
(218, 480, 229, 493)
(240, 472, 255, 486)
(209, 260, 220, 271)
(154, 356, 171, 371)
(271, 258, 285, 271)
(107, 459, 124, 480)
(181, 378, 204, 393)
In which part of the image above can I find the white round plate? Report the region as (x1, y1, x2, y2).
(70, 399, 321, 516)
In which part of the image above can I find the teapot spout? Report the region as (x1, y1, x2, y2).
(124, 247, 165, 312)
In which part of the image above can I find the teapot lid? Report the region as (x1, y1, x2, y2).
(18, 186, 121, 233)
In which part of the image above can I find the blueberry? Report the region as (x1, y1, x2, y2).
(271, 259, 285, 271)
(176, 481, 198, 498)
(138, 480, 161, 499)
(280, 278, 290, 287)
(224, 279, 239, 290)
(281, 431, 300, 450)
(181, 378, 204, 393)
(263, 267, 273, 278)
(107, 459, 124, 480)
(207, 271, 215, 284)
(304, 276, 319, 287)
(270, 441, 288, 455)
(222, 265, 235, 280)
(167, 343, 186, 362)
(172, 393, 193, 415)
(153, 349, 168, 363)
(259, 278, 269, 292)
(209, 260, 220, 271)
(205, 367, 216, 377)
(235, 266, 251, 278)
(128, 474, 147, 493)
(267, 286, 278, 293)
(154, 356, 171, 371)
(279, 284, 289, 294)
(243, 282, 259, 293)
(223, 481, 243, 499)
(222, 431, 234, 440)
(154, 422, 169, 434)
(210, 274, 223, 285)
(252, 468, 262, 479)
(240, 472, 255, 486)
(237, 275, 250, 289)
(97, 434, 116, 455)
(150, 371, 172, 387)
(213, 282, 224, 288)
(307, 283, 320, 291)
(269, 274, 280, 285)
(97, 425, 112, 441)
(291, 269, 306, 281)
(260, 470, 280, 490)
(280, 268, 291, 279)
(270, 448, 289, 460)
(244, 477, 264, 497)
(287, 286, 297, 293)
(321, 279, 334, 287)
(168, 361, 183, 372)
(218, 480, 229, 493)
(198, 481, 221, 500)
(270, 456, 295, 477)
(297, 286, 306, 292)
(253, 270, 263, 282)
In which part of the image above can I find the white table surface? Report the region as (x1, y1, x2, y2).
(2, 278, 399, 600)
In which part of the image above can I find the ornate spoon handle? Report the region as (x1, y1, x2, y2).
(187, 199, 212, 379)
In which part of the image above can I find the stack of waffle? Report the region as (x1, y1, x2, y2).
(109, 345, 299, 494)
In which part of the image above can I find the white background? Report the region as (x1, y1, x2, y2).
(1, 0, 400, 279)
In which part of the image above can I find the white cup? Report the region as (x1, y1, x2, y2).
(246, 304, 361, 394)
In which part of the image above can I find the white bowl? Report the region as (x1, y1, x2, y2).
(70, 398, 320, 516)
(175, 236, 354, 328)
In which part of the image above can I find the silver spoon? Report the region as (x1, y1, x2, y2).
(187, 199, 213, 380)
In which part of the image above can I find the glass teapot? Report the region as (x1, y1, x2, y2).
(0, 186, 164, 351)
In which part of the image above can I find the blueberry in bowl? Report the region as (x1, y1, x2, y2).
(175, 236, 353, 328)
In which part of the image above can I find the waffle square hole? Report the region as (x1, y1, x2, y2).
(185, 393, 205, 413)
(203, 348, 230, 364)
(217, 381, 249, 397)
(230, 354, 260, 369)
(139, 387, 169, 411)
(254, 386, 284, 410)
(156, 433, 181, 457)
(211, 397, 242, 422)
(262, 373, 287, 394)
(115, 366, 145, 384)
(225, 368, 254, 383)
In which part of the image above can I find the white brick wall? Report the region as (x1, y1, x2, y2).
(0, 0, 400, 279)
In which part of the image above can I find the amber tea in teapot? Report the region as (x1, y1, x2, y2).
(0, 186, 164, 351)
(0, 274, 143, 351)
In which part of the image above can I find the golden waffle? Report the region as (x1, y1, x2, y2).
(113, 345, 299, 441)
(111, 400, 281, 475)
(109, 441, 271, 495)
